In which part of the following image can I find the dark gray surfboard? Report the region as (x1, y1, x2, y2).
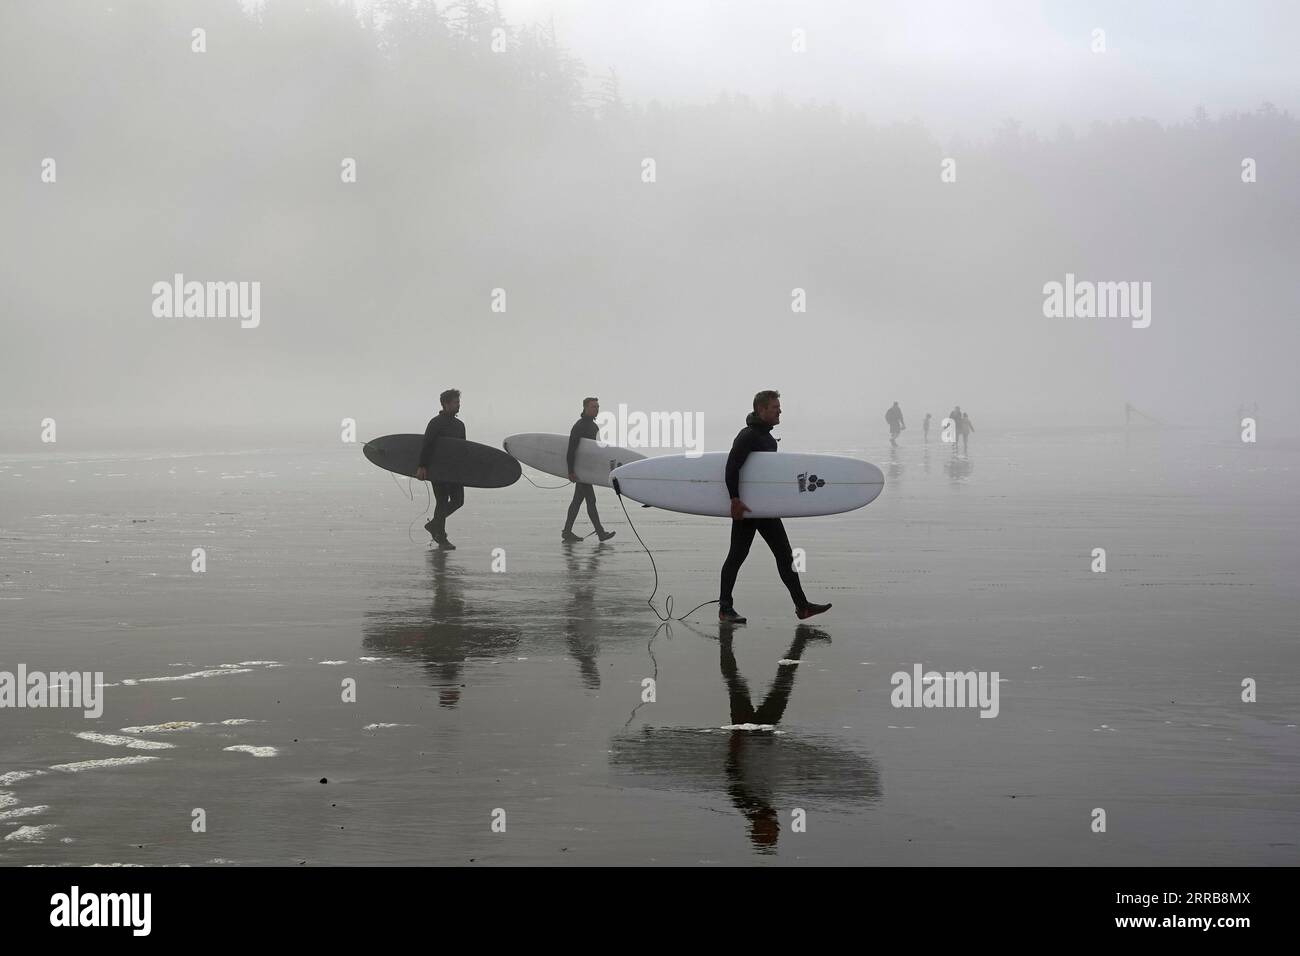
(363, 434, 521, 488)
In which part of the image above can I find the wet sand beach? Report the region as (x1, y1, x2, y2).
(1, 428, 1296, 865)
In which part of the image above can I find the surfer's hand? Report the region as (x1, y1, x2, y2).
(568, 472, 577, 482)
(730, 497, 751, 520)
(415, 466, 427, 481)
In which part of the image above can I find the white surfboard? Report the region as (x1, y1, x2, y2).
(609, 451, 884, 518)
(503, 432, 646, 488)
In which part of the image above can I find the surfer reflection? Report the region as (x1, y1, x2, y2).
(609, 624, 881, 856)
(946, 454, 973, 483)
(563, 540, 609, 689)
(415, 388, 465, 551)
(361, 551, 520, 707)
(562, 397, 617, 543)
(719, 624, 829, 851)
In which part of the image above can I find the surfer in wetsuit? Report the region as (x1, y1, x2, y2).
(923, 412, 932, 443)
(415, 388, 465, 550)
(885, 402, 905, 446)
(718, 390, 832, 624)
(563, 397, 616, 543)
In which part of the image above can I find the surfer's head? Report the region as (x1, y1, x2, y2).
(440, 388, 461, 415)
(582, 396, 599, 418)
(753, 389, 781, 426)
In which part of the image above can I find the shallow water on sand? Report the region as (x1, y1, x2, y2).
(1, 430, 1297, 865)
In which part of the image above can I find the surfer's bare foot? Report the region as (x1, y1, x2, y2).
(561, 530, 582, 542)
(719, 607, 747, 624)
(796, 602, 832, 620)
(424, 519, 438, 537)
(435, 535, 457, 551)
(596, 530, 616, 542)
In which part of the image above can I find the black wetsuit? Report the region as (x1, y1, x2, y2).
(719, 413, 809, 611)
(564, 414, 606, 535)
(419, 410, 466, 538)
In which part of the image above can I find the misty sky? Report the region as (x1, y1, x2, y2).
(3, 0, 1298, 451)
(500, 0, 1300, 139)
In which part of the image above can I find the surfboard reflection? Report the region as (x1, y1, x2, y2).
(361, 551, 522, 708)
(610, 625, 881, 854)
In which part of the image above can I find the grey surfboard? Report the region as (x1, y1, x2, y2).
(363, 434, 521, 488)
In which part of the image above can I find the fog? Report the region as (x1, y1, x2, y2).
(3, 0, 1297, 451)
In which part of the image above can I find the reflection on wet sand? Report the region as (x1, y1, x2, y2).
(610, 624, 881, 854)
(887, 444, 904, 483)
(946, 454, 974, 483)
(563, 540, 608, 690)
(362, 551, 521, 707)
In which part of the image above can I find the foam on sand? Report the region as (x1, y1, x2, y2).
(0, 805, 50, 821)
(49, 756, 162, 773)
(0, 771, 48, 786)
(4, 824, 57, 842)
(223, 745, 278, 758)
(137, 667, 254, 683)
(75, 732, 175, 750)
(118, 721, 202, 734)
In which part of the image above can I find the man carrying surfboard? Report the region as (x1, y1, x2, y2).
(562, 397, 616, 543)
(415, 388, 465, 550)
(719, 390, 832, 624)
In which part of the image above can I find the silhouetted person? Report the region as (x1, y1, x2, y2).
(885, 401, 905, 446)
(718, 390, 831, 624)
(415, 388, 464, 550)
(959, 411, 974, 454)
(947, 405, 962, 454)
(922, 412, 932, 443)
(562, 397, 615, 543)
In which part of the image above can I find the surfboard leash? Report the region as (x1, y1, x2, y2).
(613, 479, 719, 623)
(387, 471, 433, 546)
(520, 469, 570, 490)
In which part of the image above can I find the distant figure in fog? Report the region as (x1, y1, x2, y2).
(959, 412, 974, 454)
(885, 402, 905, 447)
(947, 405, 962, 453)
(922, 412, 932, 443)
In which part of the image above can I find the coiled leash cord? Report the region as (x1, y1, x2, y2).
(613, 478, 719, 623)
